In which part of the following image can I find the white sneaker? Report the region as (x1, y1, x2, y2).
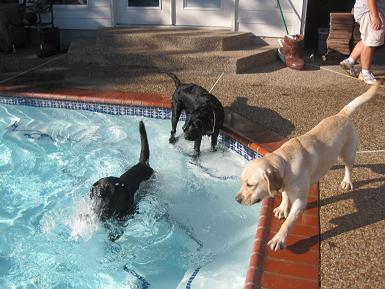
(339, 58, 359, 77)
(358, 72, 377, 84)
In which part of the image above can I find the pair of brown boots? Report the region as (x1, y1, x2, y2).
(283, 34, 305, 70)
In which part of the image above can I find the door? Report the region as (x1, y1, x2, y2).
(116, 0, 172, 25)
(175, 0, 233, 27)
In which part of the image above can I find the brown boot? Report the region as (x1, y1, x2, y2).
(283, 35, 305, 70)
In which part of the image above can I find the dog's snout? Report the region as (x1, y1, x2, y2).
(235, 194, 243, 203)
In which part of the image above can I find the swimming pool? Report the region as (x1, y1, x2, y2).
(0, 101, 260, 289)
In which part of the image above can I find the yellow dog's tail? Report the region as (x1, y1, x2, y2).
(339, 80, 383, 117)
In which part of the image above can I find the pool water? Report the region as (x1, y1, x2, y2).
(0, 103, 260, 289)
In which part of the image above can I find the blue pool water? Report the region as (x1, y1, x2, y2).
(0, 103, 260, 289)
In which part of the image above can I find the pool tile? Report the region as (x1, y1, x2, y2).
(268, 212, 318, 229)
(263, 256, 319, 280)
(296, 214, 319, 227)
(302, 206, 319, 216)
(281, 234, 319, 252)
(264, 245, 319, 264)
(306, 195, 319, 204)
(261, 271, 318, 289)
(269, 222, 319, 238)
(245, 265, 263, 287)
(308, 185, 319, 197)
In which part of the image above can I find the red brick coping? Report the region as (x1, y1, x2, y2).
(0, 87, 320, 289)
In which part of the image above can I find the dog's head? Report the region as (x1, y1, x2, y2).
(90, 177, 133, 220)
(235, 157, 283, 205)
(184, 108, 215, 141)
(184, 117, 204, 141)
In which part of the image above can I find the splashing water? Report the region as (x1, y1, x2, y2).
(65, 197, 101, 241)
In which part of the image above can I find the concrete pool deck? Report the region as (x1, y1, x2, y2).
(1, 47, 384, 289)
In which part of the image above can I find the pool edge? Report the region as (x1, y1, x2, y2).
(0, 87, 320, 289)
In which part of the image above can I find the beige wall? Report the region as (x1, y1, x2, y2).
(237, 0, 307, 37)
(51, 0, 113, 29)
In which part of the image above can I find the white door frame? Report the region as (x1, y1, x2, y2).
(300, 0, 309, 34)
(111, 0, 117, 26)
(232, 0, 238, 31)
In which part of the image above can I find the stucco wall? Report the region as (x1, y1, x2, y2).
(237, 0, 306, 37)
(52, 0, 113, 29)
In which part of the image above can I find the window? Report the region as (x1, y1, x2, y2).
(127, 0, 159, 7)
(185, 0, 220, 9)
(51, 0, 87, 5)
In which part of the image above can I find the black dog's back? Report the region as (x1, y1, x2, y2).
(165, 72, 223, 113)
(90, 121, 153, 220)
(165, 72, 225, 155)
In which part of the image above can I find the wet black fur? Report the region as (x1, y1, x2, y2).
(90, 121, 153, 221)
(166, 72, 224, 156)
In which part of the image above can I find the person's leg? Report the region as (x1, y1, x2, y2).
(358, 44, 376, 84)
(349, 40, 363, 62)
(360, 45, 374, 70)
(357, 12, 384, 83)
(340, 38, 363, 77)
(340, 41, 361, 77)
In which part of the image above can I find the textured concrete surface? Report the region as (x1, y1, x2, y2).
(95, 28, 260, 51)
(67, 28, 278, 73)
(0, 44, 384, 289)
(320, 153, 385, 289)
(0, 47, 58, 83)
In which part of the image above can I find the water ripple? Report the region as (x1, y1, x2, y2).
(0, 104, 257, 289)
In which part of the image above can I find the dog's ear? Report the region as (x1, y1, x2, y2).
(263, 168, 283, 197)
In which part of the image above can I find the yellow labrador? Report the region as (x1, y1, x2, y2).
(235, 81, 383, 251)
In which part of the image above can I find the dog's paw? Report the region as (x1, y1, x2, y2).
(169, 135, 177, 144)
(273, 204, 290, 219)
(192, 151, 200, 159)
(267, 233, 287, 251)
(340, 180, 354, 190)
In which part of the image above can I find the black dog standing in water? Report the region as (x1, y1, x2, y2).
(90, 121, 153, 223)
(166, 72, 225, 157)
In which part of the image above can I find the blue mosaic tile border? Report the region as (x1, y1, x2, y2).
(0, 96, 174, 119)
(218, 134, 260, 160)
(0, 95, 261, 160)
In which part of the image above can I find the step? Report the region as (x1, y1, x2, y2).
(68, 40, 278, 73)
(95, 28, 263, 52)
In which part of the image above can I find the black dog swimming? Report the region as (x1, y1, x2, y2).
(90, 121, 154, 221)
(166, 72, 224, 156)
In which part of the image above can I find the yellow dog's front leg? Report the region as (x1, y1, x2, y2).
(267, 198, 306, 251)
(273, 191, 290, 219)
